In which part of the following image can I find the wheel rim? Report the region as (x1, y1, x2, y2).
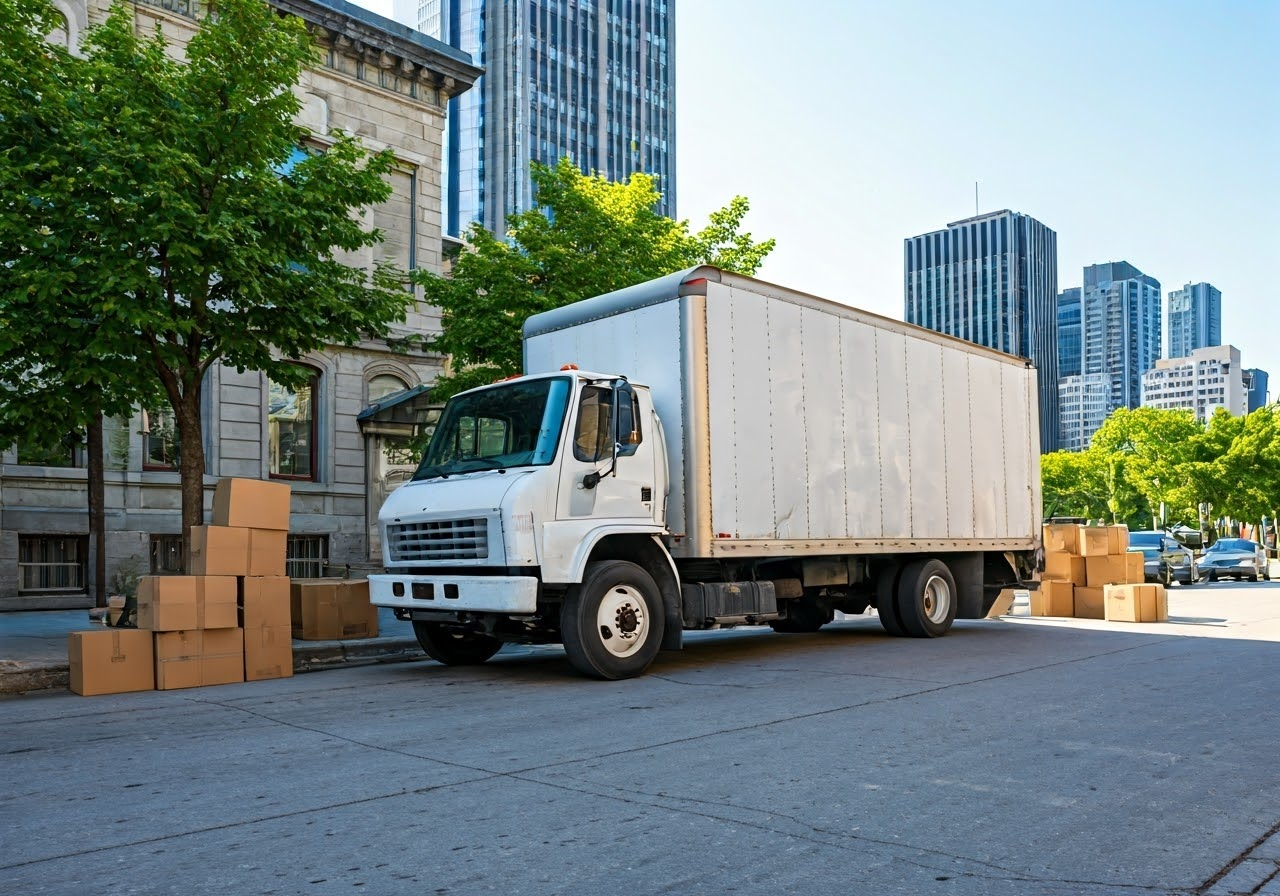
(595, 584, 650, 658)
(922, 574, 952, 625)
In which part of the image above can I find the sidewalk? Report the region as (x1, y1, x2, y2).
(0, 607, 423, 696)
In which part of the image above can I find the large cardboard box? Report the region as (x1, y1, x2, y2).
(1107, 525, 1130, 554)
(1042, 524, 1080, 555)
(290, 579, 379, 640)
(1085, 555, 1130, 588)
(189, 526, 287, 577)
(154, 629, 245, 690)
(240, 576, 293, 681)
(68, 630, 155, 696)
(1124, 551, 1146, 584)
(1029, 580, 1074, 617)
(1073, 586, 1105, 620)
(212, 478, 291, 531)
(137, 575, 238, 631)
(1078, 526, 1110, 557)
(1104, 583, 1169, 623)
(1044, 552, 1087, 585)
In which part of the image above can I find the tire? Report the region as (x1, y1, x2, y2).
(895, 559, 957, 638)
(561, 560, 664, 680)
(875, 564, 909, 637)
(769, 595, 833, 633)
(1207, 571, 1218, 583)
(413, 622, 502, 666)
(1247, 574, 1259, 583)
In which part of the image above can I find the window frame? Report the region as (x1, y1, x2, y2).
(268, 366, 320, 482)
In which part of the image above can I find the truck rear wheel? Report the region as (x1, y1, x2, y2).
(895, 559, 957, 638)
(561, 560, 664, 680)
(875, 564, 909, 637)
(413, 622, 502, 666)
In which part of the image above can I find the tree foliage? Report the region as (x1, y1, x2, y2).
(417, 157, 776, 397)
(0, 0, 415, 540)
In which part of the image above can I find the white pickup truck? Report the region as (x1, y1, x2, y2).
(370, 267, 1043, 678)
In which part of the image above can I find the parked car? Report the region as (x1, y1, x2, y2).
(1198, 538, 1270, 582)
(1128, 531, 1197, 585)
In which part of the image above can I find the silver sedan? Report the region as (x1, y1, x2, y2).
(1198, 538, 1270, 582)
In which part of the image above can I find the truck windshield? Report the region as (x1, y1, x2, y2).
(412, 377, 572, 481)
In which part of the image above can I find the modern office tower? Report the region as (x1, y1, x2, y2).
(1058, 373, 1110, 452)
(904, 210, 1060, 452)
(1079, 261, 1161, 441)
(1167, 282, 1222, 360)
(411, 0, 677, 238)
(1244, 368, 1270, 412)
(1058, 287, 1082, 378)
(1142, 345, 1247, 421)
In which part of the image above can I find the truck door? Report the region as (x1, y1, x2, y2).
(558, 381, 659, 522)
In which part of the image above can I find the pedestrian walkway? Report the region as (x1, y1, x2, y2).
(0, 607, 422, 695)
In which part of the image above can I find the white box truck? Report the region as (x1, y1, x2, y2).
(370, 267, 1043, 678)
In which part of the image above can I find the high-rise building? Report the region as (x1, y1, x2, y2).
(1057, 287, 1082, 378)
(904, 210, 1059, 452)
(1081, 260, 1161, 420)
(1244, 368, 1270, 412)
(408, 0, 677, 238)
(1142, 345, 1247, 421)
(1058, 373, 1109, 452)
(1167, 282, 1222, 360)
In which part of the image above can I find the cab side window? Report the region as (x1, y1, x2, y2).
(574, 387, 612, 462)
(617, 391, 642, 457)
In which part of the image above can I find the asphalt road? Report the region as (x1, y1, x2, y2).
(3, 581, 1279, 896)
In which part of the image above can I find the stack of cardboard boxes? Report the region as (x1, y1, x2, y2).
(1035, 523, 1168, 623)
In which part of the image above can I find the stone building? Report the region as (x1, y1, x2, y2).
(0, 0, 480, 608)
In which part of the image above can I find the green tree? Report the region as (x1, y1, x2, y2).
(0, 0, 414, 547)
(418, 157, 776, 397)
(1090, 407, 1202, 526)
(1040, 449, 1110, 520)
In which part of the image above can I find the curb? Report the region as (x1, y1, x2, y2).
(0, 637, 425, 697)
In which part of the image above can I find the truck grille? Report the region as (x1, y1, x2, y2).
(387, 518, 490, 562)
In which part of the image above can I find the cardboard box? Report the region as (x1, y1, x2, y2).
(1042, 524, 1080, 554)
(290, 579, 379, 640)
(1104, 583, 1169, 623)
(244, 624, 293, 681)
(1078, 526, 1110, 557)
(1029, 580, 1074, 617)
(107, 595, 126, 627)
(1085, 554, 1130, 588)
(137, 575, 238, 631)
(68, 629, 155, 696)
(1124, 551, 1145, 584)
(189, 526, 287, 577)
(1107, 525, 1130, 554)
(154, 629, 245, 690)
(212, 478, 291, 531)
(1073, 586, 1105, 619)
(240, 576, 291, 628)
(1044, 552, 1088, 585)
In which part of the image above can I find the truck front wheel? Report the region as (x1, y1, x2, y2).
(413, 622, 503, 666)
(895, 559, 957, 638)
(561, 560, 665, 680)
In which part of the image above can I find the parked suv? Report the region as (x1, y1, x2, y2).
(1128, 531, 1197, 585)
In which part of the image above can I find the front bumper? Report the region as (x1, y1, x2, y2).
(369, 574, 539, 614)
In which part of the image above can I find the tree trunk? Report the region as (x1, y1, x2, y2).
(87, 409, 106, 607)
(174, 387, 206, 566)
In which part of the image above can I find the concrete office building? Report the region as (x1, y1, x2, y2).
(1058, 373, 1110, 452)
(1142, 345, 1247, 421)
(904, 210, 1060, 452)
(1, 0, 480, 608)
(405, 0, 677, 237)
(1167, 282, 1222, 360)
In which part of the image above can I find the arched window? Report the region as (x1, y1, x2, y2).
(269, 366, 319, 480)
(368, 373, 408, 404)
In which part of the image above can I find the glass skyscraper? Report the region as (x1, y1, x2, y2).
(1166, 282, 1222, 360)
(412, 0, 677, 238)
(904, 210, 1060, 452)
(1057, 287, 1082, 378)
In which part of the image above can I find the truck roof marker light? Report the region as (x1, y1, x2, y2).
(493, 374, 523, 383)
(717, 532, 733, 539)
(685, 278, 707, 286)
(560, 363, 579, 371)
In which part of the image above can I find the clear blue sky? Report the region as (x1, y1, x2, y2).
(356, 0, 1278, 388)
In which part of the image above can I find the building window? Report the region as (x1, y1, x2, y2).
(150, 535, 185, 574)
(18, 536, 87, 594)
(17, 432, 83, 468)
(269, 367, 318, 480)
(143, 407, 180, 470)
(287, 535, 329, 579)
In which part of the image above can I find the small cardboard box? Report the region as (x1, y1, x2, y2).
(137, 575, 238, 631)
(107, 595, 126, 627)
(68, 629, 155, 696)
(1029, 580, 1074, 617)
(1085, 554, 1130, 588)
(189, 527, 287, 577)
(240, 576, 291, 628)
(1124, 551, 1146, 584)
(1104, 583, 1168, 623)
(1044, 552, 1087, 585)
(244, 624, 293, 681)
(1107, 525, 1130, 554)
(212, 478, 291, 531)
(1078, 526, 1110, 557)
(290, 579, 379, 640)
(1073, 586, 1105, 619)
(154, 629, 245, 690)
(1042, 524, 1080, 555)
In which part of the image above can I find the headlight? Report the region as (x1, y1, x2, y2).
(1167, 554, 1187, 567)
